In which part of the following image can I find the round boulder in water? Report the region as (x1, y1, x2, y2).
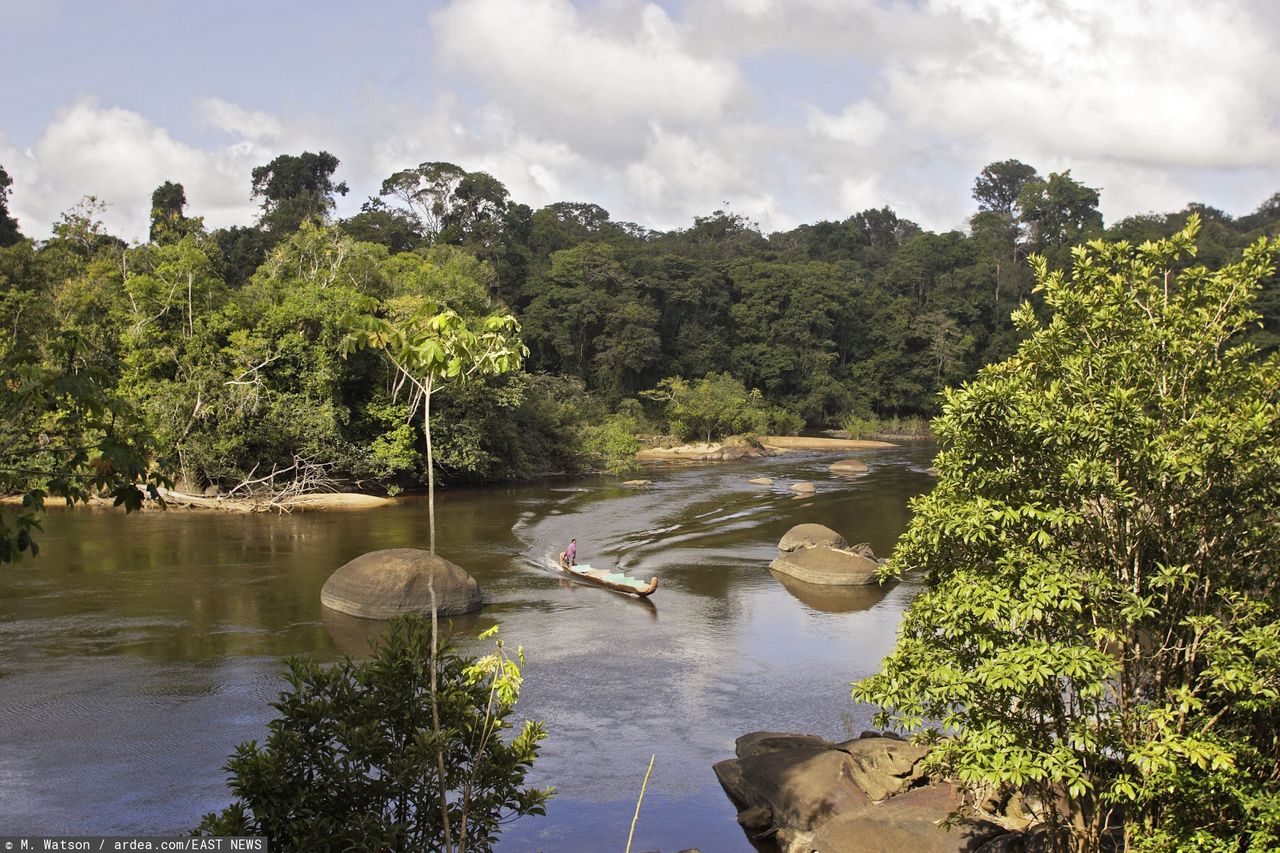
(778, 523, 847, 552)
(321, 548, 482, 620)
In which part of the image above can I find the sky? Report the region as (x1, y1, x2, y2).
(2, 0, 1279, 243)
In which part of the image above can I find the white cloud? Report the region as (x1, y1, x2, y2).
(806, 100, 888, 147)
(431, 0, 743, 148)
(886, 0, 1280, 170)
(197, 97, 282, 141)
(7, 0, 1280, 243)
(9, 99, 272, 240)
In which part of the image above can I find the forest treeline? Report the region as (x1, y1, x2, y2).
(1, 155, 1278, 494)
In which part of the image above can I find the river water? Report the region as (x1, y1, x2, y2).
(0, 443, 936, 851)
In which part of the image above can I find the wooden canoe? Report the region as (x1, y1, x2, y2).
(558, 553, 658, 597)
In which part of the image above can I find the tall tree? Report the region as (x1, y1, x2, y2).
(0, 164, 22, 247)
(973, 159, 1040, 217)
(344, 303, 525, 849)
(340, 197, 423, 253)
(148, 180, 200, 244)
(251, 151, 349, 234)
(380, 162, 467, 242)
(856, 218, 1280, 852)
(1016, 170, 1104, 253)
(441, 171, 510, 248)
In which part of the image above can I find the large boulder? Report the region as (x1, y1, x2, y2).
(778, 523, 847, 552)
(321, 548, 482, 620)
(832, 736, 931, 801)
(771, 545, 880, 585)
(714, 735, 873, 849)
(809, 782, 1008, 853)
(717, 732, 1015, 853)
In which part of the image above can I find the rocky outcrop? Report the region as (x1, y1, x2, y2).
(320, 548, 482, 620)
(790, 481, 816, 494)
(714, 733, 876, 845)
(715, 732, 1019, 853)
(748, 477, 774, 486)
(636, 437, 776, 462)
(809, 781, 1007, 853)
(770, 542, 880, 585)
(772, 524, 884, 586)
(622, 479, 653, 487)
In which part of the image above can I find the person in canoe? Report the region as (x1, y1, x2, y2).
(562, 538, 577, 567)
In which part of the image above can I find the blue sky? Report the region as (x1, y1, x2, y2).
(3, 0, 1279, 241)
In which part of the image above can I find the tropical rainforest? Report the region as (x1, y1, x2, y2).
(2, 154, 1278, 510)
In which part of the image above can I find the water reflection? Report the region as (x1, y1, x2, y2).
(770, 570, 895, 614)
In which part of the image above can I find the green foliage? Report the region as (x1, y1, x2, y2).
(576, 411, 643, 475)
(251, 151, 349, 235)
(843, 414, 877, 440)
(1016, 170, 1104, 259)
(149, 181, 201, 244)
(841, 413, 931, 439)
(10, 151, 1280, 514)
(196, 616, 551, 852)
(854, 218, 1280, 851)
(973, 159, 1040, 217)
(521, 242, 661, 399)
(124, 224, 386, 490)
(344, 303, 526, 399)
(0, 163, 21, 247)
(381, 161, 468, 242)
(0, 331, 166, 561)
(643, 372, 778, 443)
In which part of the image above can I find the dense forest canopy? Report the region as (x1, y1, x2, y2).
(2, 152, 1278, 513)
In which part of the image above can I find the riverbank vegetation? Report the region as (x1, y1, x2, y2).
(197, 617, 550, 852)
(856, 220, 1280, 852)
(2, 155, 1278, 557)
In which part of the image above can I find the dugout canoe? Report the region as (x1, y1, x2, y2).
(558, 552, 658, 597)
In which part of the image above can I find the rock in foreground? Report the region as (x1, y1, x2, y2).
(321, 548, 482, 620)
(715, 732, 1015, 853)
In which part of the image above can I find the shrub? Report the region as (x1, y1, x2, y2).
(196, 616, 551, 852)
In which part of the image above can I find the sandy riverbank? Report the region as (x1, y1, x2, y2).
(1, 490, 399, 512)
(759, 435, 897, 451)
(156, 489, 398, 511)
(636, 435, 896, 461)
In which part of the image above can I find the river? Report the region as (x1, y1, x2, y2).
(0, 443, 935, 851)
